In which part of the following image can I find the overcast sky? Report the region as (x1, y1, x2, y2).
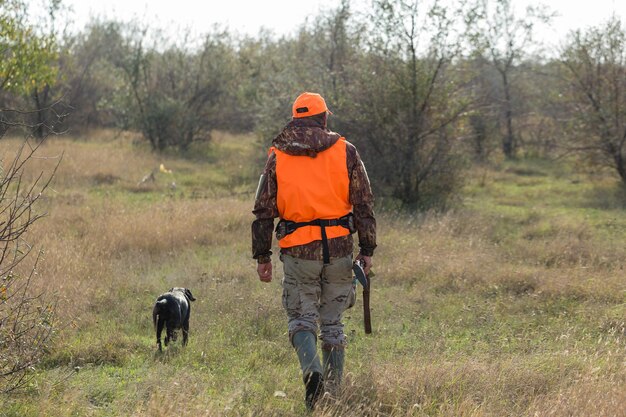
(57, 0, 626, 46)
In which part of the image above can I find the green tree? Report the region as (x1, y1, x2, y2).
(0, 0, 57, 95)
(343, 0, 472, 209)
(1, 0, 61, 139)
(110, 24, 240, 151)
(57, 20, 127, 130)
(560, 17, 626, 183)
(29, 0, 66, 139)
(249, 2, 360, 146)
(468, 0, 552, 159)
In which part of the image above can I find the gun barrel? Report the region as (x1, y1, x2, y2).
(353, 261, 372, 334)
(363, 285, 372, 334)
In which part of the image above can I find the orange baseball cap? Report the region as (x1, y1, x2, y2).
(292, 92, 332, 118)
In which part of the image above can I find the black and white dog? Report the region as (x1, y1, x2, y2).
(153, 287, 196, 351)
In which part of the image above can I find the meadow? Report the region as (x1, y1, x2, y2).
(1, 130, 625, 416)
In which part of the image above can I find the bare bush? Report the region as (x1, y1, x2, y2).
(0, 140, 59, 393)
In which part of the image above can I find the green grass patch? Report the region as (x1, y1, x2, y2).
(2, 135, 626, 416)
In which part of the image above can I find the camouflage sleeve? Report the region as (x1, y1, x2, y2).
(252, 152, 278, 263)
(346, 142, 377, 256)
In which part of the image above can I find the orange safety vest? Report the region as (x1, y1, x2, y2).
(273, 138, 352, 249)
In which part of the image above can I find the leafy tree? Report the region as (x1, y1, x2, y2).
(108, 24, 242, 151)
(28, 0, 67, 140)
(343, 0, 473, 209)
(468, 0, 552, 159)
(0, 0, 57, 95)
(1, 0, 63, 138)
(304, 0, 356, 107)
(58, 21, 127, 130)
(249, 2, 361, 148)
(459, 56, 501, 162)
(560, 17, 626, 183)
(511, 59, 566, 157)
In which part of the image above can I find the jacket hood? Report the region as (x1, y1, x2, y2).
(272, 117, 341, 157)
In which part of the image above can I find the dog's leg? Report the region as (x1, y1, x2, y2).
(165, 324, 173, 346)
(182, 321, 189, 346)
(156, 317, 164, 351)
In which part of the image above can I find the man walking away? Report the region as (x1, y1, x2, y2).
(252, 92, 377, 410)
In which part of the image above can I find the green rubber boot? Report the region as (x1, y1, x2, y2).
(322, 346, 345, 397)
(292, 331, 324, 410)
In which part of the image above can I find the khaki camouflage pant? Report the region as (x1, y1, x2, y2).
(281, 254, 353, 348)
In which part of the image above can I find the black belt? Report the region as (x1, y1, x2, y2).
(276, 213, 355, 264)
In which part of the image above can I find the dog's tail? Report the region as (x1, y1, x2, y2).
(153, 299, 168, 328)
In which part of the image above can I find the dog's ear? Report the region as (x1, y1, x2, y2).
(185, 289, 196, 302)
(168, 287, 174, 293)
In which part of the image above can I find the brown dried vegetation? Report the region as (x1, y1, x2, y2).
(1, 132, 625, 416)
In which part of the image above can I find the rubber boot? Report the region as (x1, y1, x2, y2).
(292, 331, 324, 410)
(322, 346, 345, 397)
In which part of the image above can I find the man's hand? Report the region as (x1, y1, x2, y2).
(355, 254, 373, 276)
(257, 261, 273, 283)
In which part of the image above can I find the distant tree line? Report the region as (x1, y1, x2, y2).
(2, 0, 626, 208)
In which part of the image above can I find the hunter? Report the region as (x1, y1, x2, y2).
(252, 92, 377, 410)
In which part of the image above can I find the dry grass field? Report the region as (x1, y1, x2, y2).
(1, 130, 625, 416)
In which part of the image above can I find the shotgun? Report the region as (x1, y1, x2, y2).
(352, 260, 372, 334)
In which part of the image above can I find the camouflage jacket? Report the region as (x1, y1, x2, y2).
(252, 117, 376, 263)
